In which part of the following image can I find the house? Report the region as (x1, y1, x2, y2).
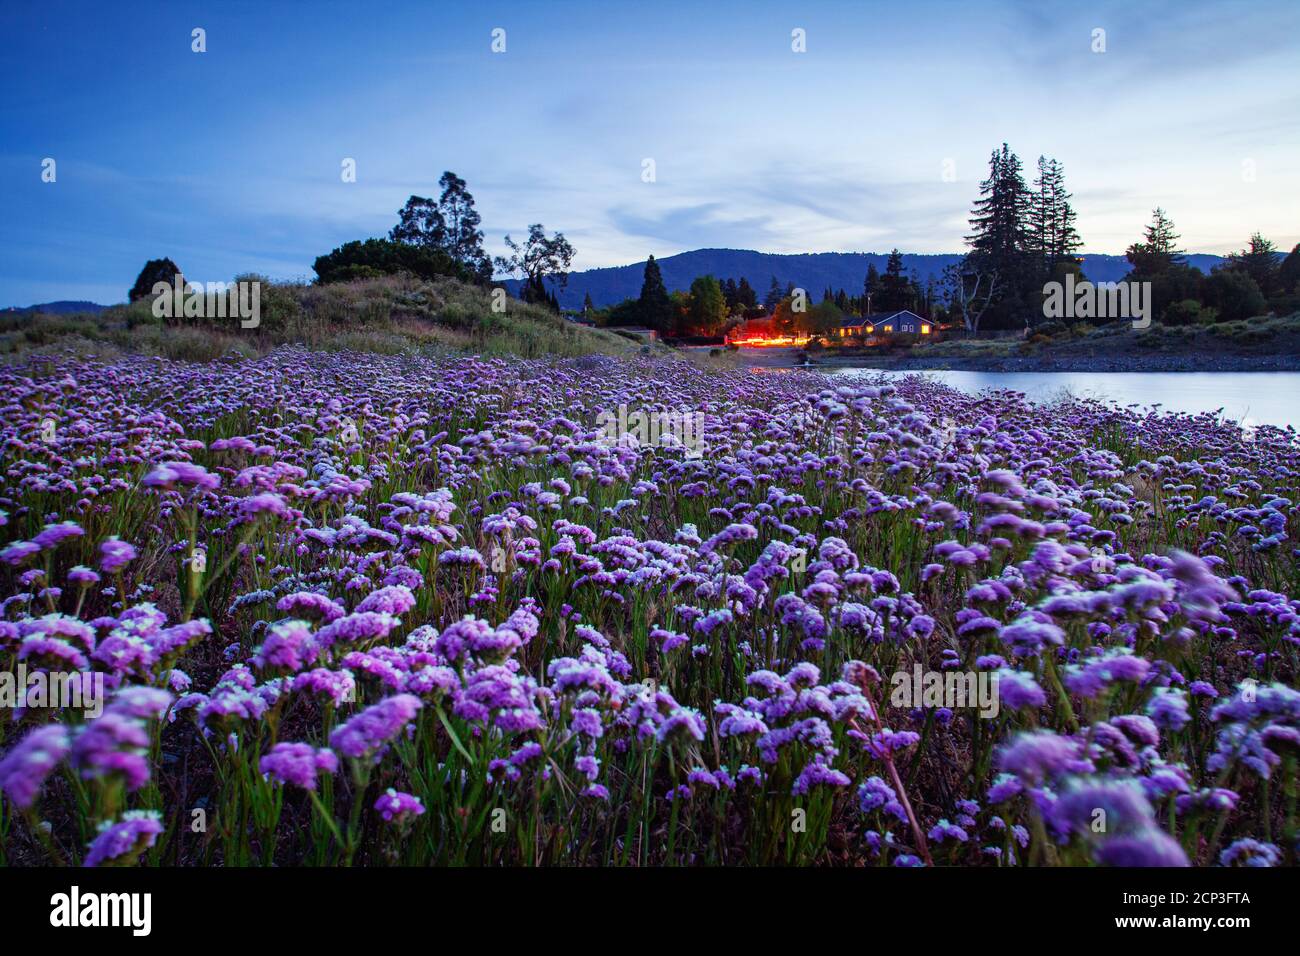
(836, 310, 934, 342)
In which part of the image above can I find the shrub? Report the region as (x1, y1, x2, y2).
(128, 258, 182, 303)
(1267, 294, 1300, 317)
(313, 239, 472, 285)
(1162, 299, 1203, 327)
(1202, 269, 1267, 323)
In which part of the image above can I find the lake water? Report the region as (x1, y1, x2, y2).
(831, 369, 1300, 431)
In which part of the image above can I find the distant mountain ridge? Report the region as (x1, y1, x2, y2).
(506, 248, 1229, 310)
(7, 248, 1234, 315)
(1, 300, 111, 315)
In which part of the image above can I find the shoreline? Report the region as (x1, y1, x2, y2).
(717, 346, 1300, 373)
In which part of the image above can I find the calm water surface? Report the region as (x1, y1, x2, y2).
(830, 369, 1300, 431)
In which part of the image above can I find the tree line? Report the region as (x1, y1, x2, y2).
(129, 156, 1296, 339)
(948, 144, 1299, 332)
(596, 247, 940, 339)
(599, 143, 1298, 341)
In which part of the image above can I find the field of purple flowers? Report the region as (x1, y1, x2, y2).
(0, 346, 1296, 867)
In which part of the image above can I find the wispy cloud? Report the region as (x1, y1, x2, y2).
(0, 0, 1297, 305)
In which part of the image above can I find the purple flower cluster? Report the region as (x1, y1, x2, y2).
(0, 348, 1295, 867)
(260, 742, 339, 790)
(329, 694, 423, 760)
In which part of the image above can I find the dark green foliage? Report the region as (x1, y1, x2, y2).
(434, 172, 492, 281)
(736, 276, 758, 310)
(966, 144, 1031, 269)
(1279, 244, 1300, 295)
(518, 274, 557, 310)
(390, 196, 444, 248)
(129, 258, 183, 302)
(601, 298, 644, 328)
(763, 276, 783, 312)
(809, 299, 843, 338)
(1224, 232, 1280, 298)
(1162, 299, 1209, 327)
(875, 249, 912, 311)
(863, 264, 880, 313)
(1126, 208, 1185, 276)
(638, 255, 673, 333)
(313, 239, 471, 285)
(961, 144, 1037, 329)
(495, 224, 576, 305)
(1202, 268, 1267, 322)
(687, 275, 726, 335)
(1027, 156, 1081, 271)
(1146, 264, 1205, 322)
(389, 172, 493, 282)
(723, 278, 739, 312)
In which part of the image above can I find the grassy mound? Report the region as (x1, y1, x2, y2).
(1, 274, 645, 363)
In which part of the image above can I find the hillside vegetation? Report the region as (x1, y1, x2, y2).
(0, 275, 645, 363)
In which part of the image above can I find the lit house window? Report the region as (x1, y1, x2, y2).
(921, 324, 931, 334)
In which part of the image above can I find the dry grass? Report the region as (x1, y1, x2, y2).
(1, 274, 648, 363)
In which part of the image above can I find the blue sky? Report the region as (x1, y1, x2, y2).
(1, 0, 1297, 305)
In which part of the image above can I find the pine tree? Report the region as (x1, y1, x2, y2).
(638, 255, 673, 333)
(1226, 232, 1279, 297)
(737, 277, 758, 309)
(583, 292, 594, 313)
(520, 274, 547, 306)
(1049, 161, 1081, 263)
(966, 143, 1031, 269)
(1027, 156, 1051, 265)
(1027, 157, 1081, 275)
(1145, 208, 1182, 259)
(763, 276, 783, 312)
(962, 143, 1036, 328)
(1126, 208, 1185, 275)
(863, 264, 880, 314)
(877, 250, 911, 311)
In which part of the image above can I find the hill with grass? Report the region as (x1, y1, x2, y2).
(0, 275, 644, 363)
